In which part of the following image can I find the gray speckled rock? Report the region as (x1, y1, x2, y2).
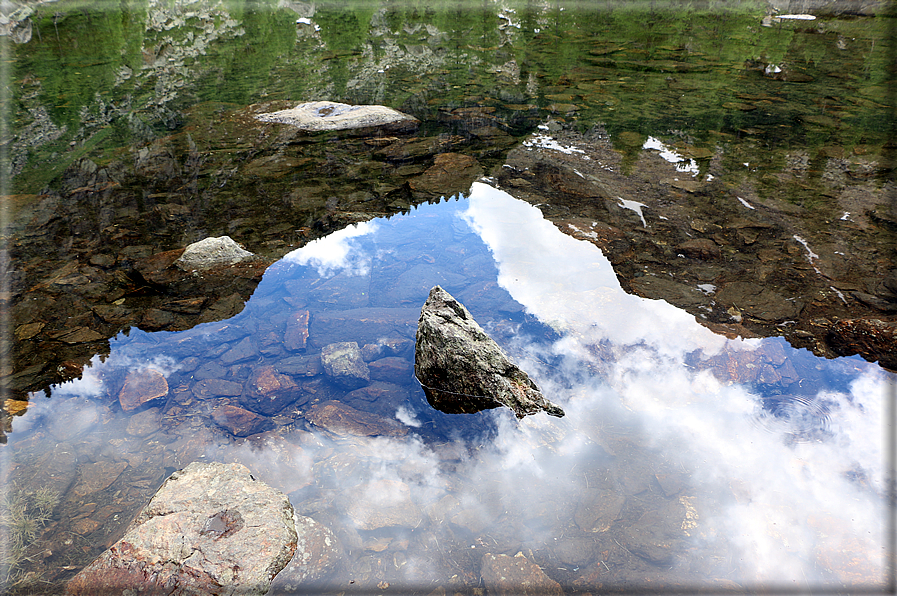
(176, 236, 254, 270)
(255, 101, 418, 132)
(414, 285, 564, 419)
(66, 462, 297, 596)
(321, 341, 370, 389)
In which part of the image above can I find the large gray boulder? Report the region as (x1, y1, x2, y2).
(414, 286, 564, 418)
(176, 235, 255, 270)
(255, 101, 418, 133)
(66, 462, 297, 596)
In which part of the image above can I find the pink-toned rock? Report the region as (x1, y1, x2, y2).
(66, 462, 297, 596)
(119, 368, 169, 412)
(481, 552, 563, 596)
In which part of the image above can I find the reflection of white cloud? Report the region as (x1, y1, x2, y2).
(10, 185, 887, 591)
(49, 353, 182, 400)
(461, 181, 888, 587)
(642, 135, 700, 176)
(283, 220, 378, 276)
(463, 182, 726, 359)
(395, 405, 421, 427)
(51, 356, 106, 398)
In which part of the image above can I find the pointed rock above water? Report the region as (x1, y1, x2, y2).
(414, 286, 564, 419)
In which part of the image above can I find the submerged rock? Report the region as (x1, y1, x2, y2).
(255, 101, 418, 133)
(321, 341, 370, 389)
(118, 368, 169, 412)
(266, 513, 342, 593)
(481, 552, 563, 596)
(414, 286, 564, 418)
(66, 461, 297, 596)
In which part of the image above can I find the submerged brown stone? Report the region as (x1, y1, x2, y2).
(118, 368, 169, 412)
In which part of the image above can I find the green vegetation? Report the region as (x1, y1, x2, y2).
(1, 485, 60, 589)
(9, 0, 895, 194)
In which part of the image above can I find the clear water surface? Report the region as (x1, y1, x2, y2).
(6, 183, 891, 592)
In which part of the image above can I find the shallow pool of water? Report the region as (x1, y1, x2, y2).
(4, 182, 890, 593)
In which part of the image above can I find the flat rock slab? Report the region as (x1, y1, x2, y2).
(66, 461, 297, 596)
(119, 368, 169, 412)
(414, 285, 564, 418)
(346, 478, 423, 530)
(266, 513, 341, 594)
(255, 101, 418, 133)
(304, 400, 408, 437)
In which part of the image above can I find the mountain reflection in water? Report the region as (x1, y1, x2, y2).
(7, 183, 889, 592)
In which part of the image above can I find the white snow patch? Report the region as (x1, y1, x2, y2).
(737, 196, 756, 210)
(642, 136, 699, 176)
(617, 198, 647, 227)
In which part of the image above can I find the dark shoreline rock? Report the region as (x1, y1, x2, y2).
(414, 285, 564, 419)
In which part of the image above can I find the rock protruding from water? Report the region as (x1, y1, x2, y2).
(256, 101, 418, 133)
(65, 462, 297, 596)
(414, 286, 564, 419)
(176, 235, 255, 270)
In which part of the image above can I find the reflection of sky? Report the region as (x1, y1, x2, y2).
(11, 185, 890, 591)
(282, 220, 379, 276)
(460, 182, 889, 586)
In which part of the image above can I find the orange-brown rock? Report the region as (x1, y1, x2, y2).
(118, 368, 169, 412)
(240, 365, 302, 416)
(211, 404, 272, 437)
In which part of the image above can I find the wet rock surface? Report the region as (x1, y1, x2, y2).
(65, 461, 297, 596)
(415, 286, 564, 418)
